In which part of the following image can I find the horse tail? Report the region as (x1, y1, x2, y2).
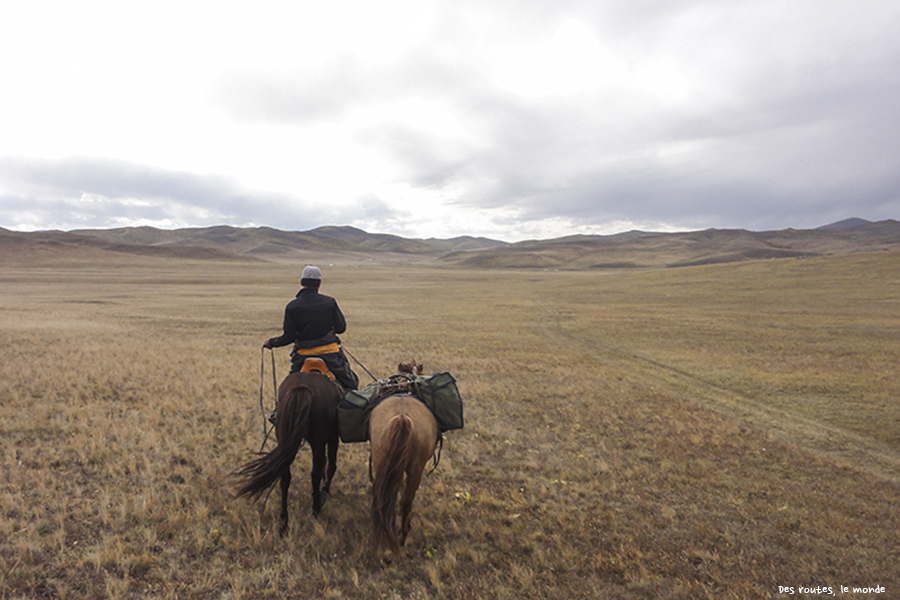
(235, 386, 311, 501)
(372, 415, 412, 556)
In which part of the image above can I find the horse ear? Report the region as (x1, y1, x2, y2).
(417, 363, 424, 375)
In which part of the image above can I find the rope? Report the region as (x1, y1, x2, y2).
(374, 372, 419, 399)
(427, 433, 443, 475)
(258, 347, 277, 452)
(258, 348, 267, 435)
(343, 345, 378, 382)
(270, 347, 277, 401)
(257, 343, 373, 452)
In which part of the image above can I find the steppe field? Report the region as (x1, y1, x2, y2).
(2, 247, 899, 599)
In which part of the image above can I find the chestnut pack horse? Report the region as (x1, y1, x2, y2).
(235, 370, 342, 536)
(370, 361, 440, 561)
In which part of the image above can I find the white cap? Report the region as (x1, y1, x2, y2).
(301, 265, 322, 280)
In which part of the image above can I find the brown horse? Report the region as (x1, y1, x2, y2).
(235, 371, 342, 536)
(369, 362, 439, 561)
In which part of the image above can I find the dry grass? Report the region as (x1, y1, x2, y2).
(2, 251, 899, 599)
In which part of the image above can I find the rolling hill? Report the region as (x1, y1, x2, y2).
(3, 219, 898, 269)
(0, 226, 258, 265)
(439, 219, 900, 269)
(69, 225, 504, 256)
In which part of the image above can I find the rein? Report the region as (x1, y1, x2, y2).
(343, 345, 378, 382)
(258, 344, 372, 452)
(258, 347, 277, 452)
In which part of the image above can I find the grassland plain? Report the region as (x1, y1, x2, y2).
(2, 249, 899, 599)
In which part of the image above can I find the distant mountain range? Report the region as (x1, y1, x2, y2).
(70, 224, 506, 255)
(439, 218, 900, 269)
(2, 219, 898, 269)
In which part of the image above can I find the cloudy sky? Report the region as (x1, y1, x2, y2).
(1, 0, 898, 241)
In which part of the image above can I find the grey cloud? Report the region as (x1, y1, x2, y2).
(2, 156, 241, 206)
(354, 193, 404, 219)
(343, 193, 418, 235)
(355, 123, 478, 190)
(18, 0, 895, 237)
(356, 1, 900, 231)
(0, 156, 328, 231)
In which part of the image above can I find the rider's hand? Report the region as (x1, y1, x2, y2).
(262, 339, 272, 349)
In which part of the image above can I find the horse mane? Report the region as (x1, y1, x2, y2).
(397, 360, 424, 376)
(372, 415, 413, 556)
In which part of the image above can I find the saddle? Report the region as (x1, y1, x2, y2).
(298, 357, 335, 382)
(269, 357, 340, 425)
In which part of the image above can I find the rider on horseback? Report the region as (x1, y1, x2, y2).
(262, 265, 359, 392)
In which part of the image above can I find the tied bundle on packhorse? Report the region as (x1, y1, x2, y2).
(234, 371, 342, 536)
(365, 360, 462, 562)
(338, 364, 463, 444)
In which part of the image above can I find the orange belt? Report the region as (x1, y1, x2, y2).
(293, 342, 341, 356)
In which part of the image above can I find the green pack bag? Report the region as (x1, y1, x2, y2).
(338, 382, 381, 443)
(416, 372, 464, 432)
(337, 372, 464, 443)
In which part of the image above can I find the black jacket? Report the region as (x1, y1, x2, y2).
(267, 287, 347, 350)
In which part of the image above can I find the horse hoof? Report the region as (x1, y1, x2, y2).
(313, 492, 329, 517)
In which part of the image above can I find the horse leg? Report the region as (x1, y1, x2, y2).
(279, 468, 291, 537)
(323, 432, 339, 495)
(310, 443, 326, 516)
